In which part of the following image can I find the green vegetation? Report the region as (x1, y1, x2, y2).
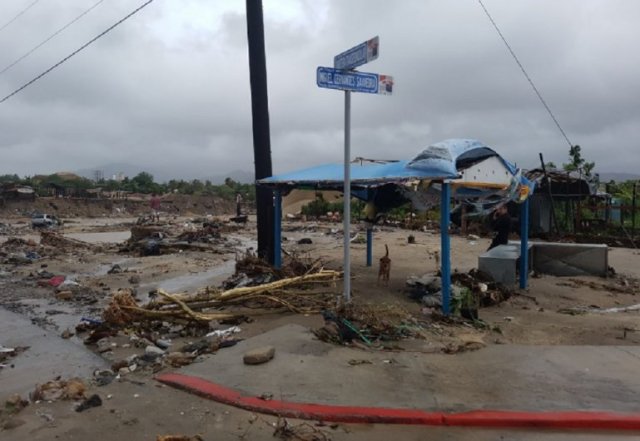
(0, 172, 256, 203)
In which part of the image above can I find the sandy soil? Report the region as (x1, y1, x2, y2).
(1, 216, 639, 440)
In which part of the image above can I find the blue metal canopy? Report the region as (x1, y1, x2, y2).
(258, 160, 458, 187)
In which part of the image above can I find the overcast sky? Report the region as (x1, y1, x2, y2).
(0, 0, 638, 181)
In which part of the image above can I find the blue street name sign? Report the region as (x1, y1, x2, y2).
(316, 66, 393, 95)
(334, 36, 379, 70)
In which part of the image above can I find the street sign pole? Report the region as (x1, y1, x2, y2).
(343, 90, 351, 303)
(316, 36, 392, 304)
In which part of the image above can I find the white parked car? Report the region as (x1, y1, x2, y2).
(31, 213, 61, 229)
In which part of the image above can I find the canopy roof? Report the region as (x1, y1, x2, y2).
(259, 138, 524, 191)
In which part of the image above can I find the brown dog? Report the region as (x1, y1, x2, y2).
(378, 244, 391, 285)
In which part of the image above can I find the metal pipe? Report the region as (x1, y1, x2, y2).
(343, 90, 352, 303)
(273, 190, 282, 269)
(440, 182, 451, 316)
(519, 197, 530, 289)
(366, 228, 373, 267)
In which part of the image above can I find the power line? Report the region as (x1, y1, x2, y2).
(1, 0, 107, 76)
(0, 0, 154, 104)
(477, 0, 574, 148)
(0, 0, 42, 34)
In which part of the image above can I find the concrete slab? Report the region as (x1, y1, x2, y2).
(532, 243, 608, 277)
(0, 308, 106, 396)
(478, 244, 526, 286)
(178, 324, 640, 413)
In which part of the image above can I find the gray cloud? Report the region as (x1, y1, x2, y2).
(0, 0, 639, 180)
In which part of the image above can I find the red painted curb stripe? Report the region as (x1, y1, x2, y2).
(156, 373, 640, 431)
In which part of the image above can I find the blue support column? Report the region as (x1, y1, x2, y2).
(273, 190, 282, 269)
(366, 228, 373, 267)
(519, 197, 530, 289)
(440, 183, 451, 316)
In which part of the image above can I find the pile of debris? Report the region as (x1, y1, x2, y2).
(314, 302, 425, 346)
(0, 345, 28, 370)
(102, 268, 342, 327)
(40, 231, 96, 251)
(406, 269, 513, 310)
(0, 237, 42, 264)
(224, 250, 322, 289)
(122, 222, 239, 256)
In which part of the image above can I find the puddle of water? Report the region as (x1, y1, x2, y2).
(139, 260, 236, 296)
(136, 235, 256, 296)
(0, 307, 106, 396)
(65, 231, 131, 244)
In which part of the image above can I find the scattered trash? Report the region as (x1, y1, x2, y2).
(31, 378, 86, 402)
(206, 326, 241, 339)
(407, 235, 416, 244)
(35, 409, 54, 423)
(559, 303, 640, 315)
(156, 435, 204, 441)
(47, 275, 66, 287)
(314, 303, 424, 345)
(75, 394, 102, 412)
(4, 394, 29, 414)
(273, 418, 331, 441)
(348, 359, 372, 366)
(61, 329, 74, 339)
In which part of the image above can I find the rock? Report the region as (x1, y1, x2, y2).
(107, 264, 123, 274)
(128, 274, 141, 284)
(2, 417, 26, 430)
(166, 352, 197, 367)
(56, 290, 73, 301)
(145, 345, 165, 356)
(297, 238, 313, 245)
(61, 329, 74, 339)
(155, 339, 172, 350)
(243, 346, 275, 365)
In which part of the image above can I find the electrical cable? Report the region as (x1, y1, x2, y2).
(1, 0, 107, 76)
(477, 0, 574, 148)
(0, 0, 154, 104)
(0, 0, 42, 35)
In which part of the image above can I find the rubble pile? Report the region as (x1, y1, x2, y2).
(406, 269, 513, 310)
(40, 231, 96, 251)
(314, 302, 425, 345)
(102, 268, 342, 327)
(0, 237, 43, 264)
(225, 250, 322, 289)
(122, 221, 240, 256)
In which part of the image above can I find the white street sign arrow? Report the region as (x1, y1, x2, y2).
(334, 36, 379, 70)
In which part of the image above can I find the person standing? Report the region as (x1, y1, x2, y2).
(150, 193, 161, 222)
(488, 204, 511, 250)
(235, 193, 243, 217)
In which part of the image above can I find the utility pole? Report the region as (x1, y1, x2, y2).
(246, 0, 275, 263)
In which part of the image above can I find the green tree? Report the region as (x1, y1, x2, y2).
(563, 145, 595, 177)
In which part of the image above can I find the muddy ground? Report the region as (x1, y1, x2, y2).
(0, 214, 639, 440)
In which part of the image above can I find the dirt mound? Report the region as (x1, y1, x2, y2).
(0, 195, 236, 219)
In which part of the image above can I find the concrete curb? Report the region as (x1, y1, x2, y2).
(157, 373, 640, 431)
